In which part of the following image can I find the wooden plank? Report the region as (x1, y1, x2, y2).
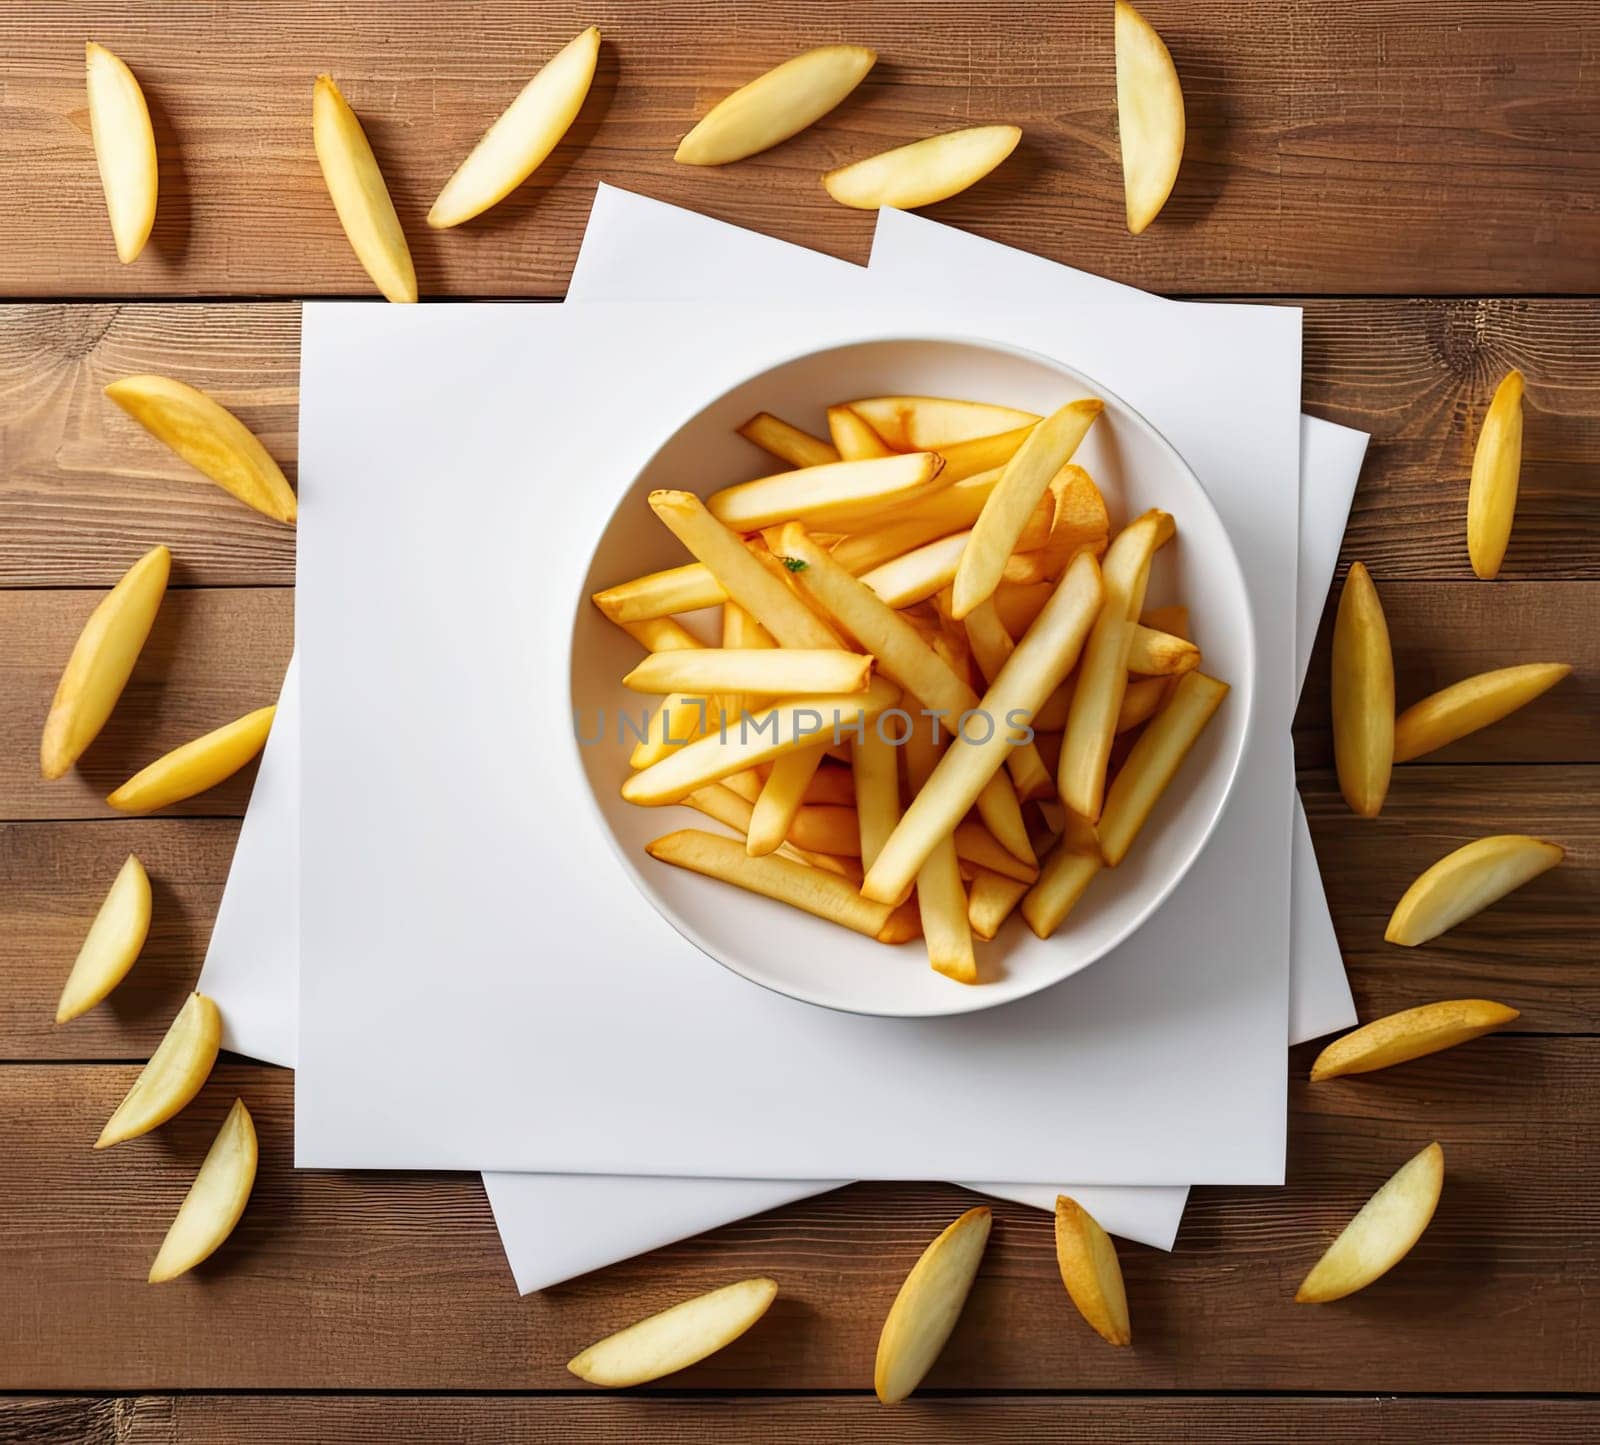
(0, 1046, 1594, 1391)
(4, 1395, 1598, 1444)
(3, 762, 1595, 1061)
(2, 3, 1598, 297)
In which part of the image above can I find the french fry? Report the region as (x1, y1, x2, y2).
(1098, 672, 1229, 866)
(623, 679, 901, 805)
(1002, 464, 1111, 583)
(1385, 834, 1564, 946)
(618, 616, 702, 653)
(785, 803, 859, 856)
(828, 405, 896, 460)
(709, 452, 948, 533)
(85, 43, 157, 264)
(1467, 369, 1524, 580)
(721, 770, 762, 804)
(1058, 511, 1172, 821)
(737, 412, 840, 469)
(852, 728, 901, 874)
(991, 580, 1054, 636)
(748, 744, 828, 856)
(1393, 662, 1571, 763)
(1114, 0, 1185, 235)
(629, 694, 708, 770)
(1126, 623, 1200, 676)
(859, 530, 971, 609)
(846, 396, 1040, 452)
(805, 762, 855, 806)
(952, 821, 1038, 884)
(934, 424, 1038, 482)
(876, 896, 924, 945)
(828, 475, 1051, 576)
(1115, 677, 1167, 733)
(952, 398, 1104, 618)
(904, 714, 977, 984)
(593, 562, 727, 623)
(1141, 603, 1189, 637)
(649, 491, 843, 648)
(966, 868, 1029, 941)
(1310, 999, 1520, 1082)
(624, 648, 871, 696)
(716, 601, 774, 734)
(1331, 561, 1394, 818)
(824, 125, 1022, 210)
(1020, 814, 1103, 938)
(961, 598, 1055, 801)
(680, 783, 853, 876)
(646, 829, 892, 937)
(862, 552, 1103, 904)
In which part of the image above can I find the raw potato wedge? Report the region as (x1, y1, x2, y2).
(40, 544, 170, 779)
(875, 1206, 992, 1404)
(428, 26, 600, 228)
(312, 75, 417, 303)
(1114, 0, 1185, 235)
(847, 397, 1040, 452)
(1467, 369, 1524, 580)
(108, 705, 277, 814)
(1311, 1000, 1520, 1082)
(676, 45, 876, 166)
(105, 376, 298, 523)
(568, 1277, 778, 1387)
(828, 405, 896, 461)
(1296, 1143, 1444, 1303)
(97, 992, 222, 1148)
(593, 562, 727, 623)
(1054, 1195, 1132, 1346)
(624, 649, 871, 697)
(1385, 834, 1564, 947)
(708, 452, 947, 532)
(56, 854, 151, 1024)
(737, 413, 840, 469)
(86, 42, 157, 263)
(1393, 662, 1570, 763)
(1330, 562, 1393, 818)
(149, 1098, 258, 1283)
(646, 830, 891, 937)
(824, 125, 1022, 210)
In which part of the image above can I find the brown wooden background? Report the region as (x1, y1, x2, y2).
(1, 2, 1596, 1439)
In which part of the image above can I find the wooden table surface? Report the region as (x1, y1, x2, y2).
(2, 2, 1596, 1438)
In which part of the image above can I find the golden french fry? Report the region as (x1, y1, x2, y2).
(876, 897, 924, 945)
(709, 452, 947, 533)
(105, 377, 297, 523)
(1140, 604, 1189, 637)
(649, 491, 843, 648)
(629, 694, 708, 770)
(149, 1098, 258, 1284)
(875, 1206, 992, 1404)
(804, 762, 854, 806)
(107, 706, 276, 814)
(1054, 1196, 1131, 1346)
(1331, 562, 1394, 818)
(847, 397, 1041, 452)
(97, 992, 221, 1148)
(1097, 672, 1228, 866)
(737, 412, 840, 469)
(1467, 369, 1524, 580)
(951, 821, 1038, 884)
(1393, 662, 1570, 763)
(594, 562, 727, 623)
(1058, 511, 1171, 821)
(624, 648, 870, 696)
(56, 854, 151, 1024)
(676, 44, 876, 165)
(1004, 464, 1111, 583)
(568, 1278, 779, 1387)
(1032, 681, 1072, 734)
(748, 744, 827, 857)
(825, 125, 1022, 210)
(312, 75, 416, 303)
(966, 868, 1029, 940)
(646, 829, 892, 936)
(427, 26, 600, 227)
(952, 399, 1104, 619)
(991, 580, 1054, 637)
(858, 530, 971, 609)
(713, 601, 773, 733)
(1126, 624, 1200, 676)
(863, 553, 1103, 903)
(1020, 814, 1103, 938)
(784, 803, 858, 856)
(1115, 676, 1167, 733)
(85, 42, 157, 263)
(961, 598, 1055, 801)
(1114, 0, 1185, 235)
(904, 715, 976, 983)
(1385, 834, 1563, 946)
(618, 616, 703, 653)
(624, 680, 900, 805)
(828, 475, 1050, 576)
(1296, 1144, 1443, 1304)
(40, 544, 170, 780)
(828, 405, 896, 460)
(852, 728, 901, 874)
(934, 424, 1038, 482)
(681, 783, 853, 876)
(1310, 1000, 1520, 1082)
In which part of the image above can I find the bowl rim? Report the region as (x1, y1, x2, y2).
(564, 329, 1258, 1019)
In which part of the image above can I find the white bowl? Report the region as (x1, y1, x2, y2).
(570, 336, 1255, 1017)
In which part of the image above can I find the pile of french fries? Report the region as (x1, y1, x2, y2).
(592, 393, 1229, 986)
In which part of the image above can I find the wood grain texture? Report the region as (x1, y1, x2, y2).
(4, 1395, 1598, 1443)
(2, 3, 1599, 298)
(0, 1046, 1595, 1391)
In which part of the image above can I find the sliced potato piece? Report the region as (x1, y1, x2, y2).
(56, 854, 151, 1024)
(708, 452, 947, 532)
(629, 694, 708, 770)
(594, 562, 726, 623)
(852, 728, 901, 875)
(1311, 999, 1520, 1082)
(1126, 623, 1199, 676)
(676, 45, 876, 165)
(934, 424, 1038, 483)
(105, 377, 297, 523)
(962, 597, 1057, 802)
(107, 706, 276, 814)
(681, 784, 853, 876)
(427, 26, 600, 228)
(829, 475, 1049, 576)
(1054, 1195, 1131, 1346)
(312, 75, 416, 303)
(1331, 561, 1394, 818)
(1385, 834, 1564, 946)
(1021, 814, 1104, 938)
(991, 580, 1054, 637)
(847, 397, 1041, 453)
(876, 897, 923, 945)
(828, 405, 896, 460)
(905, 716, 977, 984)
(1296, 1144, 1444, 1303)
(859, 530, 971, 609)
(1004, 463, 1112, 584)
(646, 829, 891, 936)
(875, 1206, 992, 1404)
(149, 1098, 258, 1283)
(1115, 676, 1167, 733)
(1394, 662, 1570, 763)
(748, 744, 827, 857)
(1114, 0, 1185, 234)
(1467, 369, 1524, 580)
(97, 992, 221, 1148)
(617, 616, 702, 655)
(825, 125, 1021, 210)
(737, 412, 840, 469)
(625, 648, 870, 696)
(85, 42, 157, 263)
(966, 868, 1029, 940)
(40, 544, 170, 780)
(568, 1277, 778, 1387)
